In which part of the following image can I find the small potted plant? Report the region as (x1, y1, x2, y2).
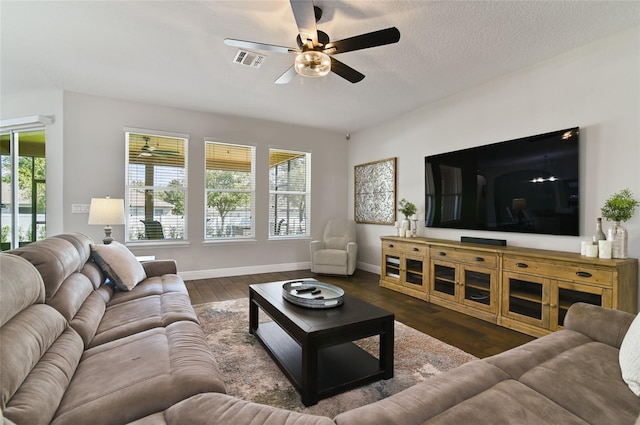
(398, 199, 417, 237)
(600, 188, 638, 259)
(398, 198, 417, 220)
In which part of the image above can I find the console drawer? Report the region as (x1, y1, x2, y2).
(503, 256, 613, 286)
(431, 248, 497, 268)
(383, 241, 427, 256)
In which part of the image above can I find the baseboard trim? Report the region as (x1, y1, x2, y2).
(357, 261, 381, 275)
(179, 260, 381, 281)
(179, 261, 311, 281)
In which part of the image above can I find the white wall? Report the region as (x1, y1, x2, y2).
(348, 27, 640, 307)
(60, 92, 347, 277)
(0, 89, 65, 236)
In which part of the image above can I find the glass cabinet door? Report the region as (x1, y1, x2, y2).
(404, 257, 424, 288)
(550, 282, 607, 330)
(383, 253, 401, 282)
(503, 272, 547, 327)
(462, 267, 494, 311)
(431, 260, 457, 300)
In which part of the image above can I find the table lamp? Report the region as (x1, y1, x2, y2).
(88, 197, 125, 244)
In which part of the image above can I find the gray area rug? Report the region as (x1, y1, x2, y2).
(194, 298, 477, 418)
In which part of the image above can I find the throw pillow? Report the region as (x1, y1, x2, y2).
(90, 242, 147, 291)
(619, 313, 640, 396)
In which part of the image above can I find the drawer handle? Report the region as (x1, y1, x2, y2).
(413, 247, 419, 252)
(388, 244, 394, 248)
(474, 257, 485, 262)
(576, 271, 592, 278)
(439, 252, 447, 256)
(516, 262, 529, 268)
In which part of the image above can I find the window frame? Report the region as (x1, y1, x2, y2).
(124, 127, 189, 244)
(268, 148, 311, 240)
(204, 140, 256, 241)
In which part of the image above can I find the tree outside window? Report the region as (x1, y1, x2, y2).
(205, 142, 255, 239)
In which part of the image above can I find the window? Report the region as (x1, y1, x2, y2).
(269, 148, 310, 238)
(205, 141, 255, 240)
(125, 130, 188, 241)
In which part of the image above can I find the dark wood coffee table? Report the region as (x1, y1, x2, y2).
(249, 280, 394, 406)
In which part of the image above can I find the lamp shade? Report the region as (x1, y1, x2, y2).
(88, 198, 125, 225)
(511, 198, 527, 211)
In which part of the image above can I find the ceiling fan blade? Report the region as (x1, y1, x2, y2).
(289, 0, 318, 46)
(224, 38, 297, 54)
(330, 57, 365, 84)
(323, 27, 400, 55)
(275, 65, 297, 85)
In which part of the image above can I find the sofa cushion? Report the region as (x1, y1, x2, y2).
(53, 233, 93, 268)
(423, 380, 590, 425)
(334, 360, 510, 425)
(88, 292, 199, 348)
(7, 238, 82, 302)
(519, 341, 640, 425)
(126, 393, 336, 425)
(0, 254, 45, 326)
(90, 241, 147, 291)
(485, 329, 591, 380)
(108, 273, 188, 306)
(619, 313, 640, 396)
(0, 254, 84, 425)
(51, 321, 226, 425)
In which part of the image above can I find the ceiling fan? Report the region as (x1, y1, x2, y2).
(138, 137, 180, 158)
(224, 0, 400, 84)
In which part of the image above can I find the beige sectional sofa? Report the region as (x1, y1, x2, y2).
(1, 233, 639, 425)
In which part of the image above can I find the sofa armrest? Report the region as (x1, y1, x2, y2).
(564, 302, 636, 348)
(142, 259, 178, 278)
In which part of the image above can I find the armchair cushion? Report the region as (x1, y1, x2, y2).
(326, 236, 350, 250)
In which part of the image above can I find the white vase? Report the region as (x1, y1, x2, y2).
(401, 219, 410, 232)
(606, 221, 628, 259)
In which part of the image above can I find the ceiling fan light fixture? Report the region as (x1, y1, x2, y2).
(294, 51, 331, 77)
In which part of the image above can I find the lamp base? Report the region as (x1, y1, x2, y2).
(103, 225, 114, 245)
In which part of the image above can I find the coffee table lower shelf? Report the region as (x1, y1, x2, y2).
(254, 321, 386, 404)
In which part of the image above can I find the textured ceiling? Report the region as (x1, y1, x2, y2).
(1, 1, 639, 133)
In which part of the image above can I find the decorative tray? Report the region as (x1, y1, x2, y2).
(282, 279, 344, 309)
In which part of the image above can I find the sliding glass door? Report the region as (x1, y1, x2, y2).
(0, 128, 46, 250)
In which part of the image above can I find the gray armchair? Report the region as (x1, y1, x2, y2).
(310, 219, 358, 275)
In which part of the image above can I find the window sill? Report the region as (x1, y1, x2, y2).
(202, 238, 257, 246)
(268, 236, 312, 242)
(126, 240, 190, 248)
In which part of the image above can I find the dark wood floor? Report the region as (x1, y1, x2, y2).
(186, 269, 535, 358)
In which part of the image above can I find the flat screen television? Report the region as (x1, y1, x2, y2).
(425, 127, 580, 236)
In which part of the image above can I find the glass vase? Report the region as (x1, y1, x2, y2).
(606, 221, 628, 259)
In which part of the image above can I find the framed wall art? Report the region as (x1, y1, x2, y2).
(354, 157, 397, 224)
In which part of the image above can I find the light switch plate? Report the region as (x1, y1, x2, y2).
(72, 204, 90, 214)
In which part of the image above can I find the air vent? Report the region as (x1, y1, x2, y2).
(233, 50, 266, 68)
